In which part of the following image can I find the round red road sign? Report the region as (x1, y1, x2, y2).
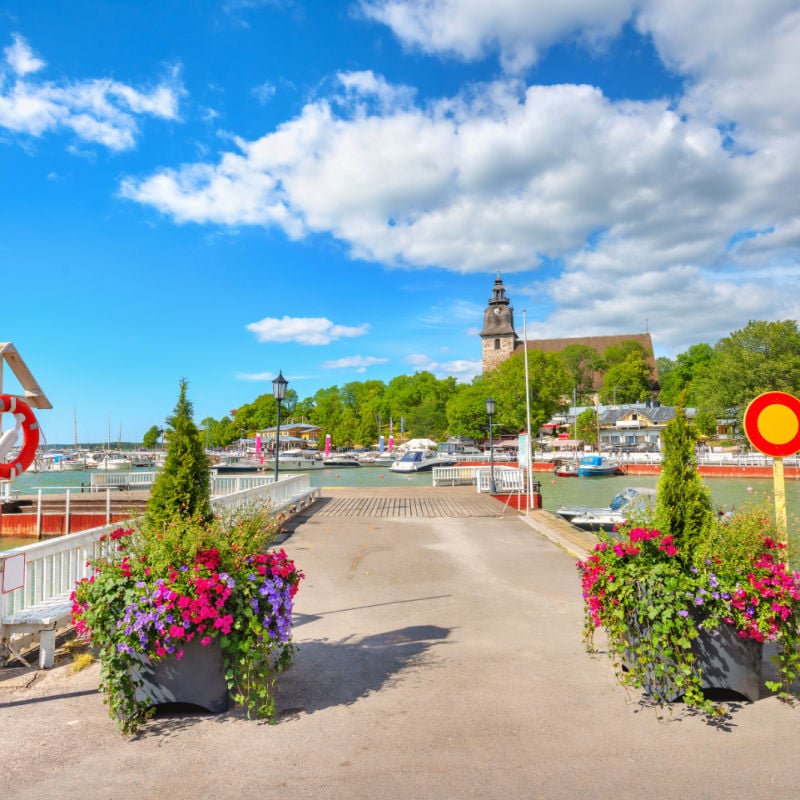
(743, 391, 800, 458)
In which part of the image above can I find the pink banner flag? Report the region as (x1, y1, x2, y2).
(255, 434, 262, 453)
(325, 433, 331, 457)
(388, 435, 394, 453)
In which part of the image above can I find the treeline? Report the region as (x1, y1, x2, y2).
(143, 320, 800, 450)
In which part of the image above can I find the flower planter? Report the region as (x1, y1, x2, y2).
(626, 622, 763, 704)
(132, 637, 229, 713)
(692, 624, 763, 702)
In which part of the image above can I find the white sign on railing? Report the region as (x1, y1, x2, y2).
(2, 553, 25, 593)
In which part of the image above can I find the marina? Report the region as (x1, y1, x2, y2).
(2, 459, 797, 550)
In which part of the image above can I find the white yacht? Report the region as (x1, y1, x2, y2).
(265, 449, 325, 471)
(389, 449, 458, 473)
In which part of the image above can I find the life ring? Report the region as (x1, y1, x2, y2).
(0, 395, 40, 480)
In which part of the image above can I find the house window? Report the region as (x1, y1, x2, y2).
(494, 338, 500, 350)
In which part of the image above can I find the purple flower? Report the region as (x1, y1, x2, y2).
(678, 609, 689, 618)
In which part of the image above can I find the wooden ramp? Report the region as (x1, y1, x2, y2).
(308, 487, 513, 518)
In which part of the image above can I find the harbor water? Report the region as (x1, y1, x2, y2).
(2, 465, 798, 551)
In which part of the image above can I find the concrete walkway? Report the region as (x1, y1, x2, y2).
(1, 495, 798, 799)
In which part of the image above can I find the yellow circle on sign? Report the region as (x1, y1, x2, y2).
(758, 405, 799, 445)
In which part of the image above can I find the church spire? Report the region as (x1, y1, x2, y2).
(480, 275, 518, 372)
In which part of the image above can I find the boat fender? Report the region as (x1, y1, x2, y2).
(0, 395, 40, 480)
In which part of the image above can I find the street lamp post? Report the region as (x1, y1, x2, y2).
(486, 396, 496, 493)
(272, 370, 288, 482)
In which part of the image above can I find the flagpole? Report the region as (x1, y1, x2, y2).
(523, 310, 533, 516)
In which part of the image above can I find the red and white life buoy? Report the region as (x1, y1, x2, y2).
(0, 395, 40, 480)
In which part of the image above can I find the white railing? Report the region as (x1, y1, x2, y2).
(90, 471, 157, 490)
(432, 466, 481, 486)
(475, 467, 526, 494)
(0, 473, 319, 664)
(210, 474, 274, 496)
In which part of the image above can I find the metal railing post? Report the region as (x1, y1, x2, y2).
(36, 489, 43, 539)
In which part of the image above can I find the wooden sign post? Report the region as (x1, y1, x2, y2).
(743, 392, 800, 555)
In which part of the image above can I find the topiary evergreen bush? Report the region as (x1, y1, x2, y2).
(654, 402, 713, 560)
(146, 378, 212, 530)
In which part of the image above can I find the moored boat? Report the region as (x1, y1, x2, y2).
(576, 454, 622, 477)
(553, 460, 579, 477)
(557, 486, 657, 531)
(264, 449, 325, 471)
(389, 449, 458, 473)
(323, 453, 362, 468)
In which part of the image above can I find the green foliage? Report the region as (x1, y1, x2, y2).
(693, 499, 777, 586)
(575, 408, 598, 446)
(445, 379, 493, 440)
(692, 320, 800, 430)
(602, 339, 649, 367)
(599, 353, 652, 404)
(192, 317, 800, 451)
(485, 350, 571, 434)
(578, 503, 800, 717)
(142, 425, 161, 450)
(560, 344, 604, 404)
(657, 344, 714, 406)
(654, 405, 713, 559)
(71, 508, 302, 734)
(146, 379, 212, 530)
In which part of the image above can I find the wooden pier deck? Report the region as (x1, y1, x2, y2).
(308, 486, 514, 518)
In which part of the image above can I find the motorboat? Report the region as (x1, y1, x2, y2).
(576, 454, 622, 477)
(266, 449, 325, 471)
(389, 449, 457, 473)
(557, 487, 657, 532)
(553, 460, 579, 477)
(96, 454, 132, 471)
(372, 451, 398, 467)
(323, 453, 362, 468)
(212, 456, 265, 473)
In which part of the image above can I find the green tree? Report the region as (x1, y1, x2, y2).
(560, 344, 604, 404)
(142, 425, 161, 450)
(445, 380, 493, 441)
(654, 404, 713, 558)
(446, 351, 570, 444)
(599, 354, 652, 403)
(384, 372, 457, 441)
(486, 350, 571, 435)
(603, 339, 650, 367)
(658, 344, 714, 406)
(575, 408, 598, 446)
(146, 379, 212, 530)
(693, 320, 800, 433)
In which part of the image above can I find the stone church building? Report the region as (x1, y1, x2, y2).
(479, 275, 657, 386)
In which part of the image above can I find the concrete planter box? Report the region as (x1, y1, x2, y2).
(132, 637, 230, 713)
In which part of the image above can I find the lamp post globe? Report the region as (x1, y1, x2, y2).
(486, 397, 496, 494)
(272, 371, 288, 482)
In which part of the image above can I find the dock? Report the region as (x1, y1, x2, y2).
(0, 490, 150, 538)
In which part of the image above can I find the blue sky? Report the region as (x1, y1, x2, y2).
(1, 1, 798, 444)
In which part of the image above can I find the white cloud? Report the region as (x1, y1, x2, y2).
(322, 355, 389, 372)
(0, 35, 183, 150)
(359, 0, 636, 73)
(119, 4, 800, 356)
(246, 315, 370, 345)
(236, 370, 276, 381)
(4, 33, 45, 76)
(406, 353, 482, 382)
(252, 82, 276, 104)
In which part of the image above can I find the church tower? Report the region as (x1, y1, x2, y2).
(480, 274, 519, 372)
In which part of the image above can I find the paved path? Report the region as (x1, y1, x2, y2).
(1, 493, 798, 799)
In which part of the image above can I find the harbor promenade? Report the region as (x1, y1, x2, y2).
(1, 486, 798, 799)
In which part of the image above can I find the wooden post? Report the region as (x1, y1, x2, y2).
(773, 456, 788, 555)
